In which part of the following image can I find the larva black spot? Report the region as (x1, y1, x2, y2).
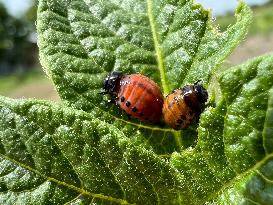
(126, 101, 131, 107)
(132, 107, 138, 112)
(120, 96, 125, 102)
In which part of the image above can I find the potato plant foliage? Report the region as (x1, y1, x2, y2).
(0, 0, 272, 204)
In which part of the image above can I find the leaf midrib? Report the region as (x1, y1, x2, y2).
(147, 0, 170, 95)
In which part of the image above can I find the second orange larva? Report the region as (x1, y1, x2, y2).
(163, 82, 208, 130)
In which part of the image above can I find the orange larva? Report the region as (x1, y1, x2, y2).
(163, 82, 208, 130)
(101, 71, 164, 123)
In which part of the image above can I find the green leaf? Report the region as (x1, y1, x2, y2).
(37, 0, 252, 156)
(211, 155, 273, 204)
(170, 54, 273, 204)
(0, 96, 182, 204)
(263, 87, 273, 154)
(1, 52, 272, 204)
(3, 0, 272, 204)
(220, 54, 273, 173)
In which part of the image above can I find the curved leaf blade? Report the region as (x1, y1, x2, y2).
(171, 54, 273, 204)
(211, 154, 273, 205)
(170, 102, 235, 204)
(0, 96, 181, 205)
(264, 88, 273, 154)
(184, 2, 252, 85)
(220, 54, 273, 173)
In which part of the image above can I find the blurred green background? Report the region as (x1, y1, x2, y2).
(0, 0, 273, 101)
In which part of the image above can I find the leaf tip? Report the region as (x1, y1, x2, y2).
(235, 0, 253, 20)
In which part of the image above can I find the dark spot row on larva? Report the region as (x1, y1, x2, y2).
(132, 107, 137, 112)
(121, 96, 125, 102)
(126, 101, 131, 107)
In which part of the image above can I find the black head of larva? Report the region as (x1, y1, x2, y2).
(101, 71, 123, 95)
(193, 81, 208, 104)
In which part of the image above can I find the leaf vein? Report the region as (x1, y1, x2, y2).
(147, 0, 169, 94)
(185, 18, 208, 84)
(161, 2, 187, 41)
(0, 153, 133, 205)
(256, 170, 273, 185)
(93, 147, 126, 200)
(244, 197, 261, 205)
(64, 193, 85, 205)
(76, 3, 152, 51)
(201, 153, 273, 204)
